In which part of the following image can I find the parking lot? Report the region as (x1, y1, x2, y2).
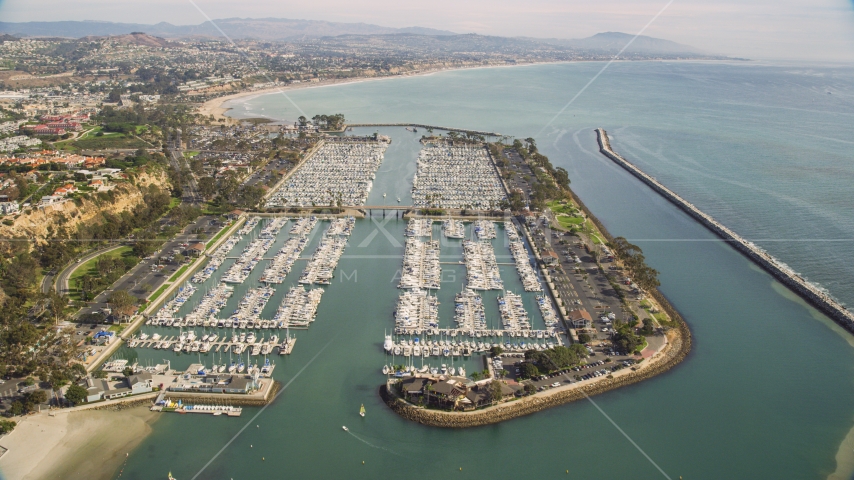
(494, 350, 638, 391)
(75, 215, 220, 321)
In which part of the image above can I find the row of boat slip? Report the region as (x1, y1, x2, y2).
(536, 295, 559, 327)
(137, 330, 296, 355)
(399, 238, 442, 289)
(454, 289, 487, 331)
(384, 364, 467, 377)
(289, 216, 318, 236)
(474, 220, 496, 240)
(184, 284, 235, 324)
(259, 217, 289, 239)
(272, 286, 323, 328)
(505, 221, 520, 242)
(382, 338, 561, 357)
(463, 240, 504, 290)
(442, 218, 465, 239)
(509, 240, 542, 292)
(228, 286, 275, 326)
(498, 291, 532, 330)
(264, 141, 388, 208)
(394, 288, 440, 332)
(405, 218, 433, 237)
(220, 223, 283, 284)
(298, 235, 347, 285)
(154, 283, 197, 319)
(389, 328, 562, 339)
(238, 216, 261, 236)
(154, 331, 280, 354)
(259, 236, 310, 284)
(147, 315, 289, 329)
(193, 233, 242, 283)
(411, 144, 507, 210)
(324, 216, 356, 236)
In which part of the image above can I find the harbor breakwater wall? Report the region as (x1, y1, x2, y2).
(380, 321, 690, 428)
(595, 128, 854, 333)
(346, 123, 501, 137)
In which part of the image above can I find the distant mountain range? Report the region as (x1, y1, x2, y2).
(0, 18, 704, 56)
(0, 18, 456, 40)
(541, 32, 701, 55)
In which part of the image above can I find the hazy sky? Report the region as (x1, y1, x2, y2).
(1, 0, 853, 62)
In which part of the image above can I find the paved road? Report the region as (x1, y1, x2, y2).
(75, 215, 218, 320)
(55, 244, 126, 295)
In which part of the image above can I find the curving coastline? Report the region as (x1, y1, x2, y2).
(381, 321, 691, 428)
(595, 128, 854, 333)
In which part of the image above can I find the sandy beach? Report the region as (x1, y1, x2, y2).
(197, 61, 559, 123)
(0, 407, 159, 480)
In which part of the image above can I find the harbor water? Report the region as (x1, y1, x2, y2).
(114, 62, 854, 479)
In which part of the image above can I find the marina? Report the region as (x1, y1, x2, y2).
(399, 238, 442, 289)
(498, 291, 532, 331)
(299, 235, 347, 285)
(509, 237, 542, 292)
(411, 144, 506, 209)
(463, 239, 503, 290)
(221, 218, 287, 284)
(442, 218, 465, 238)
(265, 140, 389, 208)
(473, 220, 496, 240)
(405, 218, 433, 237)
(393, 288, 440, 333)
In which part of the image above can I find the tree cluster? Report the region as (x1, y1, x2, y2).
(609, 237, 660, 292)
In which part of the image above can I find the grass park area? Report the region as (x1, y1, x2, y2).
(206, 220, 235, 248)
(72, 135, 150, 150)
(183, 150, 200, 158)
(548, 200, 585, 229)
(168, 264, 190, 283)
(67, 246, 134, 300)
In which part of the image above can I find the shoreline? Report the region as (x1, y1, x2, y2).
(199, 58, 728, 123)
(198, 60, 572, 122)
(0, 405, 159, 480)
(381, 320, 690, 428)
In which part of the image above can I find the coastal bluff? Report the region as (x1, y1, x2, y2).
(381, 322, 690, 428)
(595, 128, 854, 334)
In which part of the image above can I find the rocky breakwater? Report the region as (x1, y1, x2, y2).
(381, 322, 691, 428)
(595, 128, 854, 333)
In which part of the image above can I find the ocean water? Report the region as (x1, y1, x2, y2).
(101, 62, 854, 479)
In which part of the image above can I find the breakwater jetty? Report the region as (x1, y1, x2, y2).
(346, 123, 501, 137)
(595, 128, 854, 333)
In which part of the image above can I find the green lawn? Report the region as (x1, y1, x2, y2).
(73, 135, 149, 150)
(556, 216, 584, 228)
(547, 200, 577, 215)
(206, 222, 233, 248)
(168, 264, 190, 282)
(183, 150, 200, 158)
(148, 283, 170, 302)
(68, 246, 134, 299)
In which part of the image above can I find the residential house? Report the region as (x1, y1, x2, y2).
(0, 201, 20, 215)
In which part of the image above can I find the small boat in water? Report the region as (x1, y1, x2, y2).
(360, 404, 366, 417)
(382, 365, 390, 375)
(342, 426, 349, 432)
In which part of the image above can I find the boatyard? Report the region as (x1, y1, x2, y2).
(265, 139, 390, 208)
(412, 143, 507, 209)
